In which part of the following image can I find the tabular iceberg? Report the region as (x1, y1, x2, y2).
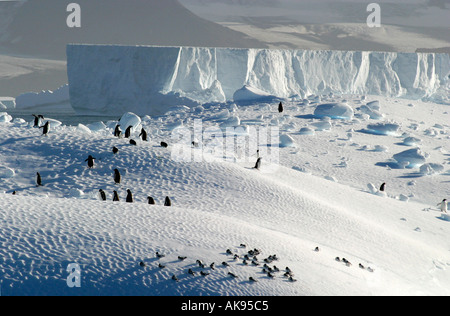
(66, 45, 450, 116)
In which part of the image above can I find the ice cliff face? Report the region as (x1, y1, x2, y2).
(67, 44, 449, 115)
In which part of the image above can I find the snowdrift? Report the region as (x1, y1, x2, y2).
(66, 45, 450, 116)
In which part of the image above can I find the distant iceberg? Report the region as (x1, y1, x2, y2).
(66, 45, 450, 116)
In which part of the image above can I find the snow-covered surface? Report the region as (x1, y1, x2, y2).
(1, 92, 449, 296)
(66, 45, 450, 116)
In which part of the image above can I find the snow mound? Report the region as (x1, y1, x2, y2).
(419, 163, 445, 175)
(364, 122, 400, 136)
(0, 112, 12, 123)
(314, 103, 354, 120)
(118, 112, 141, 133)
(299, 127, 315, 135)
(233, 85, 279, 104)
(279, 134, 296, 147)
(403, 136, 422, 146)
(392, 148, 428, 168)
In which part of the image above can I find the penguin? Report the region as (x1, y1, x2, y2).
(126, 189, 133, 203)
(192, 141, 199, 148)
(112, 146, 119, 155)
(139, 128, 148, 141)
(249, 277, 257, 282)
(278, 101, 283, 113)
(200, 271, 209, 276)
(210, 262, 215, 270)
(40, 121, 50, 136)
(113, 169, 121, 184)
(253, 157, 262, 170)
(164, 196, 171, 206)
(98, 189, 106, 201)
(85, 155, 96, 169)
(147, 196, 156, 205)
(171, 274, 179, 282)
(36, 172, 42, 186)
(222, 261, 229, 267)
(228, 272, 238, 278)
(12, 191, 16, 195)
(129, 139, 137, 146)
(437, 199, 448, 213)
(114, 125, 122, 137)
(161, 141, 168, 148)
(32, 114, 44, 127)
(113, 190, 120, 202)
(124, 125, 133, 138)
(314, 246, 320, 252)
(178, 256, 187, 261)
(158, 263, 165, 269)
(139, 261, 146, 267)
(156, 252, 165, 258)
(188, 268, 196, 276)
(379, 182, 386, 192)
(359, 263, 365, 269)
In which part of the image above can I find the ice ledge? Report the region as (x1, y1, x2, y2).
(66, 44, 450, 116)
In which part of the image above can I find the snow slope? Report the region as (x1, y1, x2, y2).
(66, 45, 450, 116)
(1, 93, 449, 296)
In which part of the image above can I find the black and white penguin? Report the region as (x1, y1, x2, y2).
(113, 168, 121, 184)
(114, 125, 122, 137)
(171, 274, 179, 281)
(379, 182, 386, 192)
(98, 189, 106, 201)
(164, 196, 171, 206)
(161, 141, 168, 148)
(32, 114, 44, 127)
(36, 172, 42, 186)
(278, 102, 283, 113)
(139, 128, 148, 141)
(188, 268, 196, 276)
(228, 272, 238, 278)
(112, 146, 119, 155)
(124, 125, 133, 138)
(158, 263, 165, 269)
(253, 157, 262, 170)
(178, 256, 187, 261)
(129, 139, 137, 146)
(126, 189, 133, 203)
(147, 196, 156, 205)
(210, 262, 215, 270)
(40, 121, 50, 136)
(249, 277, 257, 282)
(156, 251, 165, 258)
(200, 271, 209, 276)
(113, 190, 120, 202)
(85, 155, 96, 169)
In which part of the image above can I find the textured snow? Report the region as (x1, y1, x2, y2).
(66, 45, 450, 116)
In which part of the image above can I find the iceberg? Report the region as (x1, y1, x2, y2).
(66, 45, 450, 116)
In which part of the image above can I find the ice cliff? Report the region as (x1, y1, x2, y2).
(67, 44, 450, 116)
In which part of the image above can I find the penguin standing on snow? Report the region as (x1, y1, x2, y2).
(278, 102, 283, 113)
(40, 121, 50, 136)
(124, 126, 133, 138)
(253, 157, 262, 170)
(164, 196, 171, 206)
(379, 182, 386, 192)
(112, 146, 119, 155)
(437, 199, 448, 213)
(147, 196, 155, 205)
(32, 114, 44, 127)
(113, 190, 120, 202)
(36, 172, 42, 186)
(113, 169, 121, 185)
(98, 189, 106, 201)
(129, 139, 137, 146)
(85, 155, 96, 169)
(114, 125, 122, 137)
(126, 189, 133, 203)
(139, 128, 148, 141)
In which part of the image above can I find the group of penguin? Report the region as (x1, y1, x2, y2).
(313, 246, 375, 273)
(138, 244, 298, 284)
(29, 114, 172, 206)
